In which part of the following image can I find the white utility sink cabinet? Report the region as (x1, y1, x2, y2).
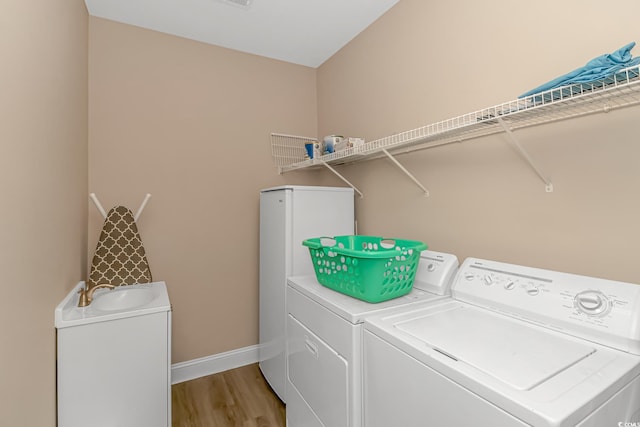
(55, 281, 172, 427)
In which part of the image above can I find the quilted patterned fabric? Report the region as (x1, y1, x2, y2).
(88, 205, 152, 287)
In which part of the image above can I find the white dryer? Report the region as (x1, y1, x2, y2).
(364, 257, 640, 427)
(285, 250, 458, 427)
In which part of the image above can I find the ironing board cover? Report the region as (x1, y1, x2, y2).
(88, 205, 152, 287)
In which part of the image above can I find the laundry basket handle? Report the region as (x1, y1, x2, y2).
(302, 236, 337, 249)
(379, 238, 397, 249)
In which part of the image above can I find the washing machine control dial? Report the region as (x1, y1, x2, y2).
(525, 284, 540, 296)
(574, 290, 610, 317)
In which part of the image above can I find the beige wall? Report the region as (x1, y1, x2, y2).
(88, 17, 331, 363)
(317, 0, 640, 283)
(9, 0, 640, 422)
(88, 0, 640, 371)
(0, 1, 88, 425)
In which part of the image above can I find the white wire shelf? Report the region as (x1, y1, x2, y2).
(272, 64, 640, 175)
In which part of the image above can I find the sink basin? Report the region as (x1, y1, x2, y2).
(93, 287, 156, 311)
(55, 281, 170, 328)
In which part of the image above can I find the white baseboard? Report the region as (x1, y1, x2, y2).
(171, 344, 260, 385)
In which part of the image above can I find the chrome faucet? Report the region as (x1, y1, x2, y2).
(77, 283, 116, 307)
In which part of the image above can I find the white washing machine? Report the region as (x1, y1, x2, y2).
(285, 250, 459, 427)
(364, 257, 640, 427)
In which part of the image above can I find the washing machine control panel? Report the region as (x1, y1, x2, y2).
(574, 290, 611, 316)
(453, 258, 640, 353)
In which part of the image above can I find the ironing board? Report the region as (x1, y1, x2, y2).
(88, 205, 152, 287)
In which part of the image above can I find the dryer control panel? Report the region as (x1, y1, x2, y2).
(453, 258, 640, 354)
(412, 250, 459, 296)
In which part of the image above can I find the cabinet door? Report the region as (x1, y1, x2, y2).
(288, 314, 349, 427)
(58, 312, 169, 427)
(259, 189, 290, 401)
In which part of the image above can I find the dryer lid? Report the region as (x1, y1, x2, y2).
(395, 305, 596, 391)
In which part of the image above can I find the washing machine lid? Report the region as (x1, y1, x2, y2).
(395, 304, 596, 391)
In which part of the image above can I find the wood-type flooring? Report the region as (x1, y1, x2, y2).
(172, 363, 285, 427)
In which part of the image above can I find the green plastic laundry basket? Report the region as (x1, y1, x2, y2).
(302, 235, 427, 303)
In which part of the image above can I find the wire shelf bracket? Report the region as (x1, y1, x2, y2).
(382, 149, 429, 196)
(320, 161, 364, 198)
(496, 118, 553, 192)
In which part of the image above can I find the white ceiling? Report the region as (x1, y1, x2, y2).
(84, 0, 400, 68)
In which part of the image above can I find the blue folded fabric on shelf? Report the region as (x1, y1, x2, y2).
(519, 42, 640, 98)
